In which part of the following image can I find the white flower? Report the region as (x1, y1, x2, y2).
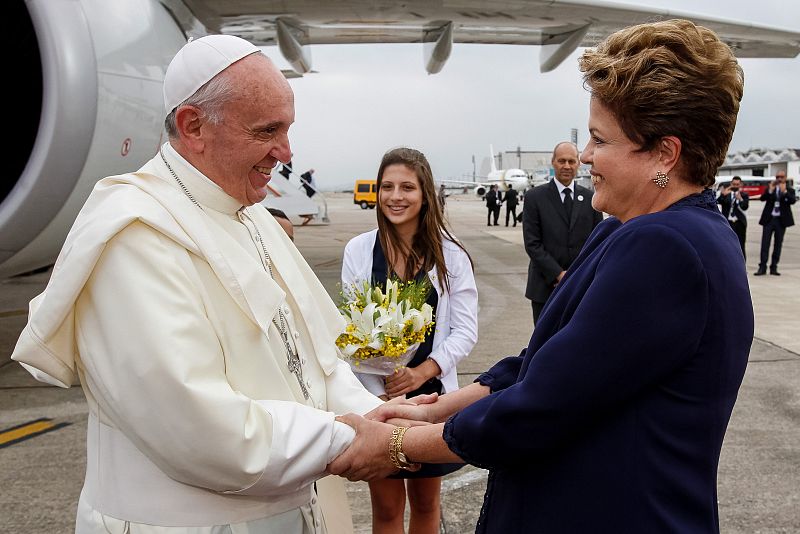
(408, 303, 433, 331)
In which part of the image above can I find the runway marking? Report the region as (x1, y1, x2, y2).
(0, 309, 28, 318)
(0, 418, 71, 449)
(314, 258, 341, 268)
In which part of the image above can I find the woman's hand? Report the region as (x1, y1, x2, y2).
(384, 367, 428, 398)
(384, 358, 442, 398)
(366, 393, 439, 427)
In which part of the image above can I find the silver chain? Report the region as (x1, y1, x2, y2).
(160, 149, 200, 207)
(159, 149, 310, 400)
(247, 209, 310, 400)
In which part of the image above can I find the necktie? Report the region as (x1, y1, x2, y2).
(563, 188, 573, 218)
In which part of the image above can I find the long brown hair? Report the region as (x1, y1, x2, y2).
(375, 147, 472, 292)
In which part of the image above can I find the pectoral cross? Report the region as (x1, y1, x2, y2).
(273, 309, 310, 400)
(281, 326, 310, 400)
(241, 206, 312, 402)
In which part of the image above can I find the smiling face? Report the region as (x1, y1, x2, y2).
(581, 98, 665, 222)
(192, 54, 294, 206)
(379, 164, 423, 235)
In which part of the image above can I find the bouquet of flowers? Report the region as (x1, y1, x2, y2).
(336, 278, 435, 396)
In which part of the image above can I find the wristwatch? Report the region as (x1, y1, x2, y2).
(389, 426, 421, 471)
(396, 448, 417, 470)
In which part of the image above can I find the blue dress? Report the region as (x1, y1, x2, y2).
(444, 190, 753, 532)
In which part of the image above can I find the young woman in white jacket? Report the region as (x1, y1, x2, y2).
(341, 147, 478, 534)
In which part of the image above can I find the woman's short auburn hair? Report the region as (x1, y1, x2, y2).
(579, 19, 744, 187)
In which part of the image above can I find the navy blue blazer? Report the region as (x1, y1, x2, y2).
(444, 190, 753, 533)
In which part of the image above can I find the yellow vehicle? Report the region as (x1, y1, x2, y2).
(353, 180, 377, 209)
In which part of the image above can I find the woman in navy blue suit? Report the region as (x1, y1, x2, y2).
(330, 19, 753, 533)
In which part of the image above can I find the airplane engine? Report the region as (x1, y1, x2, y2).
(474, 185, 486, 196)
(2, 0, 187, 277)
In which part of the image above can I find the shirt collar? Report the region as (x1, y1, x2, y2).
(554, 178, 573, 196)
(162, 143, 243, 215)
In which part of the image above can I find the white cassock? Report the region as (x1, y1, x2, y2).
(12, 143, 381, 533)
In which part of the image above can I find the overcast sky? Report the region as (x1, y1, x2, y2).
(263, 1, 800, 190)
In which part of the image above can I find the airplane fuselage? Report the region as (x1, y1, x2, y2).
(487, 168, 530, 191)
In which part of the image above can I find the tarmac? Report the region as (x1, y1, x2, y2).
(1, 192, 798, 533)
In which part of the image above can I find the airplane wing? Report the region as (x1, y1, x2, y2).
(179, 0, 800, 73)
(441, 179, 489, 187)
(3, 0, 798, 277)
(439, 177, 535, 195)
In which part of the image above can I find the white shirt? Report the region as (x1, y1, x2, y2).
(554, 178, 574, 203)
(772, 189, 782, 217)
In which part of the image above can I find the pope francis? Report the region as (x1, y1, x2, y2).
(11, 35, 382, 532)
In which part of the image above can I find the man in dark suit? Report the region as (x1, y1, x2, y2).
(717, 175, 749, 260)
(503, 184, 519, 227)
(523, 142, 603, 323)
(755, 171, 796, 276)
(485, 185, 500, 226)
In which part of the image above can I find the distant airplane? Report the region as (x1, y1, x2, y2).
(448, 146, 547, 197)
(3, 0, 799, 277)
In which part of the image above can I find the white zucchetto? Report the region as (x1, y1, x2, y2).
(163, 34, 259, 114)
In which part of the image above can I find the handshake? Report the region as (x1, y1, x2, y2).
(326, 392, 459, 481)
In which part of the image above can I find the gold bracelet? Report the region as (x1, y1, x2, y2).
(388, 426, 421, 471)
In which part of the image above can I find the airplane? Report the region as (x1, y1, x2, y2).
(450, 146, 548, 197)
(3, 0, 799, 278)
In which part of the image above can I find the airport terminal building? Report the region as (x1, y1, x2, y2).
(717, 147, 800, 178)
(489, 146, 800, 188)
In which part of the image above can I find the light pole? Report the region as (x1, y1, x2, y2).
(472, 155, 476, 182)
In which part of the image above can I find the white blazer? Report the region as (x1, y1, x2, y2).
(341, 229, 478, 393)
